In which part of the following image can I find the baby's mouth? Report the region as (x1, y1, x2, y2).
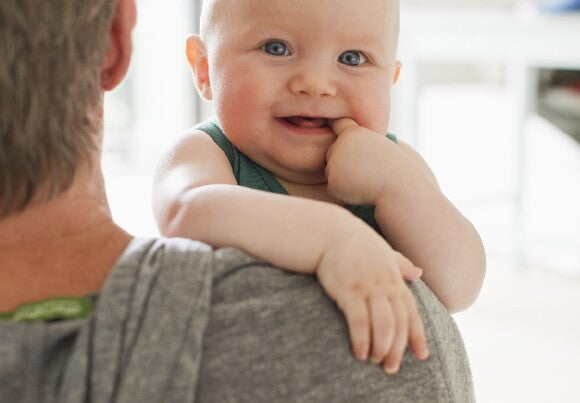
(281, 116, 330, 129)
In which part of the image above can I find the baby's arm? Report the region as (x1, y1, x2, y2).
(153, 130, 429, 373)
(326, 118, 486, 313)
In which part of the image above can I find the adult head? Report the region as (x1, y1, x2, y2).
(0, 0, 136, 313)
(0, 0, 135, 218)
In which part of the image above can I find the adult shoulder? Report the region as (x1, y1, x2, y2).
(197, 249, 475, 402)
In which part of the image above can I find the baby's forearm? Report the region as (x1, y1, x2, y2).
(164, 183, 432, 369)
(164, 184, 357, 275)
(374, 157, 486, 313)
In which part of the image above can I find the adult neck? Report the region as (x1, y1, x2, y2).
(0, 167, 133, 312)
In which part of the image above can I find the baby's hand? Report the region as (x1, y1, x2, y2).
(394, 250, 424, 282)
(315, 219, 430, 373)
(326, 118, 397, 206)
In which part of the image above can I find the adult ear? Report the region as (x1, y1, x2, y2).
(186, 35, 212, 100)
(101, 0, 137, 91)
(392, 60, 402, 85)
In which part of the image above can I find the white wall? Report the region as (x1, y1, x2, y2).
(103, 0, 200, 236)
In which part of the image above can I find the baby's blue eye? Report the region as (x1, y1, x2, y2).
(261, 41, 290, 56)
(338, 50, 367, 66)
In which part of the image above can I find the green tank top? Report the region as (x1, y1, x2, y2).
(194, 118, 398, 234)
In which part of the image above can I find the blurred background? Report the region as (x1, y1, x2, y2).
(102, 1, 580, 401)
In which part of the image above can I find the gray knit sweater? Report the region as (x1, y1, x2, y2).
(0, 237, 474, 402)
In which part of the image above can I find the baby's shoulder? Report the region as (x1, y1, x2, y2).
(169, 127, 224, 157)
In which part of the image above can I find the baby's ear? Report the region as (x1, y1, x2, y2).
(392, 60, 402, 85)
(186, 35, 212, 100)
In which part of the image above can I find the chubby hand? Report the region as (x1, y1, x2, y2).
(315, 218, 430, 373)
(326, 118, 398, 206)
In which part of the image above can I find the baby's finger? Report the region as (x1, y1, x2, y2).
(325, 142, 336, 165)
(338, 295, 371, 361)
(368, 294, 395, 363)
(405, 291, 430, 361)
(382, 297, 409, 374)
(395, 252, 422, 280)
(329, 117, 358, 137)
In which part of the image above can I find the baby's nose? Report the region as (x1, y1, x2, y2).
(288, 65, 338, 97)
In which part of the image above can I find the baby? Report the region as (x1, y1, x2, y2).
(153, 0, 485, 374)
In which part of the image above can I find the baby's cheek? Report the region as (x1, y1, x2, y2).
(225, 79, 264, 112)
(352, 85, 391, 133)
(355, 110, 390, 136)
(215, 83, 255, 122)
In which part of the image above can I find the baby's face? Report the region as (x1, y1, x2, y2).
(200, 0, 400, 185)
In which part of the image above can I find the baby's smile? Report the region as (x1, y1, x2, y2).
(279, 116, 330, 129)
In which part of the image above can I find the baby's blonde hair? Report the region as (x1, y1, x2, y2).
(0, 0, 118, 217)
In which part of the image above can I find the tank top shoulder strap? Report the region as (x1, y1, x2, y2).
(193, 118, 287, 194)
(194, 118, 239, 175)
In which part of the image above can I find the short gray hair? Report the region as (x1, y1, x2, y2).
(0, 0, 119, 217)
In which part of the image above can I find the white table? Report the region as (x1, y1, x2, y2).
(395, 6, 580, 267)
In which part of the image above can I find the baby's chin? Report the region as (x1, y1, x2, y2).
(272, 155, 329, 184)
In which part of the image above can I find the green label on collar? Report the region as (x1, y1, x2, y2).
(0, 296, 93, 323)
